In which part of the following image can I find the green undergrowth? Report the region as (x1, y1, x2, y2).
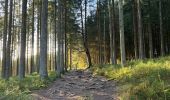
(92, 56, 170, 100)
(0, 71, 58, 100)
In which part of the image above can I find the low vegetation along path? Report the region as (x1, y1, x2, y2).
(31, 70, 117, 100)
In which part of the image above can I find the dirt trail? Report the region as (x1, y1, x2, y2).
(31, 70, 117, 100)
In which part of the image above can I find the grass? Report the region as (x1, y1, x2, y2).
(0, 71, 58, 100)
(92, 56, 170, 100)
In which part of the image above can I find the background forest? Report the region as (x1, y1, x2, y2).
(0, 0, 170, 99)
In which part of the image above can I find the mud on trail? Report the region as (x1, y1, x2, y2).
(31, 70, 118, 100)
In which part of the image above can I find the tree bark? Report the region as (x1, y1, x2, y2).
(19, 0, 27, 79)
(159, 0, 164, 56)
(56, 0, 62, 77)
(119, 0, 126, 66)
(36, 0, 41, 73)
(2, 0, 8, 78)
(137, 0, 144, 59)
(54, 0, 57, 71)
(132, 0, 138, 59)
(103, 9, 106, 64)
(31, 0, 35, 73)
(40, 0, 48, 79)
(6, 0, 13, 79)
(148, 0, 153, 58)
(81, 0, 92, 68)
(64, 0, 68, 72)
(108, 0, 116, 64)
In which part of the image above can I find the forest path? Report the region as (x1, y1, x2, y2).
(31, 70, 117, 100)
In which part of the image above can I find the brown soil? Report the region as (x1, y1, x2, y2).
(31, 70, 118, 100)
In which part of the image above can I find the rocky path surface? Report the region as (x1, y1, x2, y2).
(31, 70, 117, 100)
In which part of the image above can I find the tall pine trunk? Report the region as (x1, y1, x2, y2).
(119, 0, 126, 66)
(85, 0, 92, 67)
(108, 0, 116, 64)
(31, 0, 35, 73)
(159, 0, 164, 56)
(148, 0, 153, 58)
(81, 0, 92, 68)
(6, 0, 13, 79)
(19, 0, 27, 79)
(54, 0, 57, 71)
(132, 0, 138, 59)
(2, 0, 8, 78)
(137, 0, 144, 59)
(103, 9, 106, 64)
(56, 0, 62, 77)
(40, 0, 48, 79)
(36, 0, 41, 73)
(64, 0, 68, 72)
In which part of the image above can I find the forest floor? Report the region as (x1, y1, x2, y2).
(31, 70, 117, 100)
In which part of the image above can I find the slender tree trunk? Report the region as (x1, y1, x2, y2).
(5, 0, 13, 79)
(119, 0, 126, 66)
(84, 0, 92, 68)
(64, 0, 68, 72)
(108, 0, 113, 64)
(17, 28, 20, 76)
(40, 0, 48, 79)
(56, 0, 62, 77)
(61, 6, 65, 73)
(137, 0, 144, 59)
(132, 0, 138, 59)
(103, 9, 106, 64)
(26, 27, 29, 74)
(49, 21, 52, 71)
(19, 0, 27, 79)
(97, 0, 101, 64)
(54, 0, 57, 71)
(36, 0, 41, 73)
(70, 47, 72, 70)
(108, 0, 116, 64)
(148, 0, 153, 58)
(2, 0, 8, 78)
(31, 0, 35, 73)
(11, 0, 16, 76)
(159, 0, 164, 56)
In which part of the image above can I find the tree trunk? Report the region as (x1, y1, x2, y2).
(108, 0, 116, 64)
(148, 0, 153, 58)
(81, 0, 92, 68)
(2, 0, 8, 78)
(62, 6, 65, 73)
(64, 0, 68, 72)
(54, 0, 57, 72)
(70, 47, 72, 70)
(5, 0, 13, 79)
(26, 26, 29, 74)
(97, 0, 102, 64)
(19, 0, 27, 79)
(56, 0, 62, 77)
(119, 0, 126, 66)
(159, 0, 164, 56)
(36, 0, 41, 73)
(132, 0, 138, 59)
(31, 0, 35, 73)
(40, 0, 48, 79)
(103, 9, 106, 64)
(137, 0, 144, 59)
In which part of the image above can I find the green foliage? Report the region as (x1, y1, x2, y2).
(0, 71, 58, 100)
(92, 56, 170, 100)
